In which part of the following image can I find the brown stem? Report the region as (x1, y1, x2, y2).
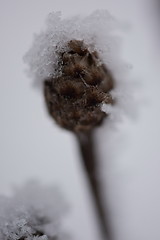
(76, 131, 113, 240)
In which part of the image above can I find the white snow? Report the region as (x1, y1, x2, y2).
(0, 182, 67, 240)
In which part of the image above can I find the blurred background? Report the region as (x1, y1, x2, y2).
(0, 0, 160, 240)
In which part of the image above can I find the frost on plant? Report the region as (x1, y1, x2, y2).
(0, 182, 67, 240)
(24, 10, 135, 128)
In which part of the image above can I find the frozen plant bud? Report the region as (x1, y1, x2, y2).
(0, 182, 67, 240)
(24, 11, 133, 131)
(44, 40, 114, 132)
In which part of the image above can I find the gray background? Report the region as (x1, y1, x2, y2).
(0, 0, 160, 239)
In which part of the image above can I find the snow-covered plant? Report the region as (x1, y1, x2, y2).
(24, 10, 132, 240)
(0, 182, 67, 240)
(24, 10, 130, 126)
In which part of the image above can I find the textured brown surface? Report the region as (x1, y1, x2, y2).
(44, 40, 114, 132)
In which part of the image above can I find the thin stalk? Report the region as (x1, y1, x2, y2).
(76, 131, 113, 240)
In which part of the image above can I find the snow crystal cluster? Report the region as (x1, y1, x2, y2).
(24, 10, 136, 122)
(0, 182, 66, 240)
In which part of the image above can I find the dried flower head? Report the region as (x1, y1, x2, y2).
(0, 182, 67, 240)
(44, 40, 114, 132)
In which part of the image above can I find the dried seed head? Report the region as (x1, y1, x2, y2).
(44, 40, 114, 132)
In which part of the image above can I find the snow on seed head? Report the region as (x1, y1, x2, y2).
(24, 10, 136, 128)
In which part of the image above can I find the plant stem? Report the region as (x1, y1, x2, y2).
(76, 131, 113, 240)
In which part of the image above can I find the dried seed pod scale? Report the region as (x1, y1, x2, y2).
(44, 40, 114, 240)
